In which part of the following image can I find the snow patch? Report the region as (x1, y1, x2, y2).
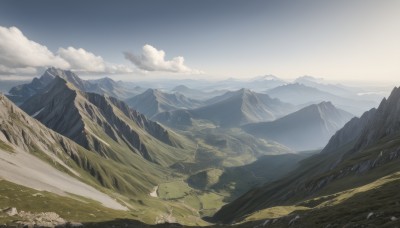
(32, 107, 45, 118)
(0, 148, 127, 210)
(150, 186, 158, 198)
(85, 128, 110, 147)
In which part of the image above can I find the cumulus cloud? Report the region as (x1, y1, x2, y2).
(0, 26, 70, 74)
(124, 44, 202, 74)
(0, 26, 132, 75)
(58, 47, 134, 74)
(57, 47, 106, 72)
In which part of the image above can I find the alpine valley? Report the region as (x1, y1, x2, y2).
(0, 66, 397, 228)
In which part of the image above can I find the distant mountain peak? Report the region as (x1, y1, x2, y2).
(237, 88, 252, 94)
(173, 85, 190, 91)
(252, 75, 280, 81)
(295, 75, 325, 83)
(243, 101, 353, 151)
(126, 88, 204, 118)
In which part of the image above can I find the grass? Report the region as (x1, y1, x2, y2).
(0, 179, 132, 225)
(0, 140, 14, 153)
(241, 206, 309, 222)
(158, 181, 192, 200)
(198, 192, 225, 210)
(156, 180, 227, 219)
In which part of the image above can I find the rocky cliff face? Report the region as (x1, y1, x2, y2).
(20, 75, 187, 165)
(323, 87, 400, 156)
(353, 87, 400, 151)
(321, 108, 376, 154)
(0, 93, 80, 159)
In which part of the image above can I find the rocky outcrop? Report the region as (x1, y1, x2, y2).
(321, 108, 376, 154)
(353, 87, 400, 152)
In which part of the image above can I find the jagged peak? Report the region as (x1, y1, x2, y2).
(386, 86, 400, 102)
(143, 88, 162, 96)
(44, 67, 74, 77)
(42, 67, 84, 85)
(375, 86, 400, 111)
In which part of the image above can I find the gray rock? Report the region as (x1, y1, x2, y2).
(4, 207, 18, 216)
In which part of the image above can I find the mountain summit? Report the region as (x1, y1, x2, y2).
(243, 101, 353, 150)
(126, 88, 203, 118)
(8, 67, 137, 103)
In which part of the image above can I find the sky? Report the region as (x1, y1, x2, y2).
(0, 0, 399, 82)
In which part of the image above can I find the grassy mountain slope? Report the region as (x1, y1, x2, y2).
(20, 76, 195, 166)
(0, 91, 213, 226)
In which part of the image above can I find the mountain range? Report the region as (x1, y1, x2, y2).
(1, 67, 398, 227)
(1, 68, 300, 226)
(243, 102, 354, 151)
(265, 83, 378, 116)
(8, 67, 140, 104)
(155, 88, 295, 128)
(125, 88, 204, 118)
(171, 85, 227, 100)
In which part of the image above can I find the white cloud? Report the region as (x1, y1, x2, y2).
(0, 65, 38, 75)
(0, 26, 132, 75)
(57, 47, 106, 73)
(124, 44, 202, 74)
(58, 47, 134, 74)
(0, 26, 70, 73)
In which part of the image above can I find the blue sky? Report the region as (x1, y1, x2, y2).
(0, 0, 399, 81)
